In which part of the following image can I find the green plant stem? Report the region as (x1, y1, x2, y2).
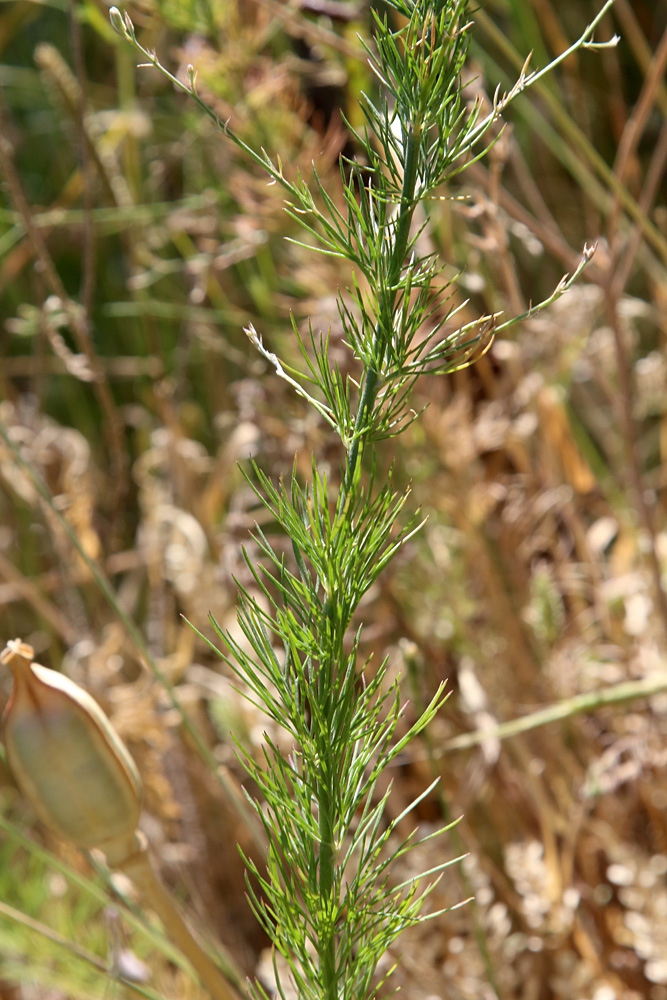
(318, 119, 425, 1000)
(318, 776, 337, 1000)
(343, 121, 423, 499)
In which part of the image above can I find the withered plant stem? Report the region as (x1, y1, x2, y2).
(116, 834, 246, 1000)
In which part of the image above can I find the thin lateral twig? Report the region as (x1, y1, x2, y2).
(440, 674, 667, 753)
(473, 3, 667, 267)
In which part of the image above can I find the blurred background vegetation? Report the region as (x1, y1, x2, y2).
(1, 0, 666, 997)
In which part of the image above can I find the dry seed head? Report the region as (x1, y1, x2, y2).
(1, 639, 142, 857)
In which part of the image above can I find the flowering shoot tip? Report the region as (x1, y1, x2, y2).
(109, 6, 124, 33)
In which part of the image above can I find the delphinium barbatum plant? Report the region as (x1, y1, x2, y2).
(107, 2, 617, 997)
(1, 1, 617, 998)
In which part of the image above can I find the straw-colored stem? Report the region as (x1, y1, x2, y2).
(440, 673, 667, 753)
(114, 834, 245, 1000)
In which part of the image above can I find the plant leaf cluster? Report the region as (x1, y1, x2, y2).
(110, 2, 599, 458)
(195, 459, 455, 1000)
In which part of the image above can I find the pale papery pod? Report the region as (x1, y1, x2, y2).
(1, 639, 141, 859)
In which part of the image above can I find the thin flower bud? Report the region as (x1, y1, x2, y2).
(109, 6, 126, 36)
(1, 639, 141, 857)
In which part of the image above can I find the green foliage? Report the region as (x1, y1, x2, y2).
(109, 1, 618, 997)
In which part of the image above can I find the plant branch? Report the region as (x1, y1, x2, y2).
(440, 674, 667, 752)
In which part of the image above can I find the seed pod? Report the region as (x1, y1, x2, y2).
(1, 639, 141, 858)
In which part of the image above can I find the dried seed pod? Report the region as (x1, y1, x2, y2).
(2, 639, 241, 1000)
(1, 639, 141, 859)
